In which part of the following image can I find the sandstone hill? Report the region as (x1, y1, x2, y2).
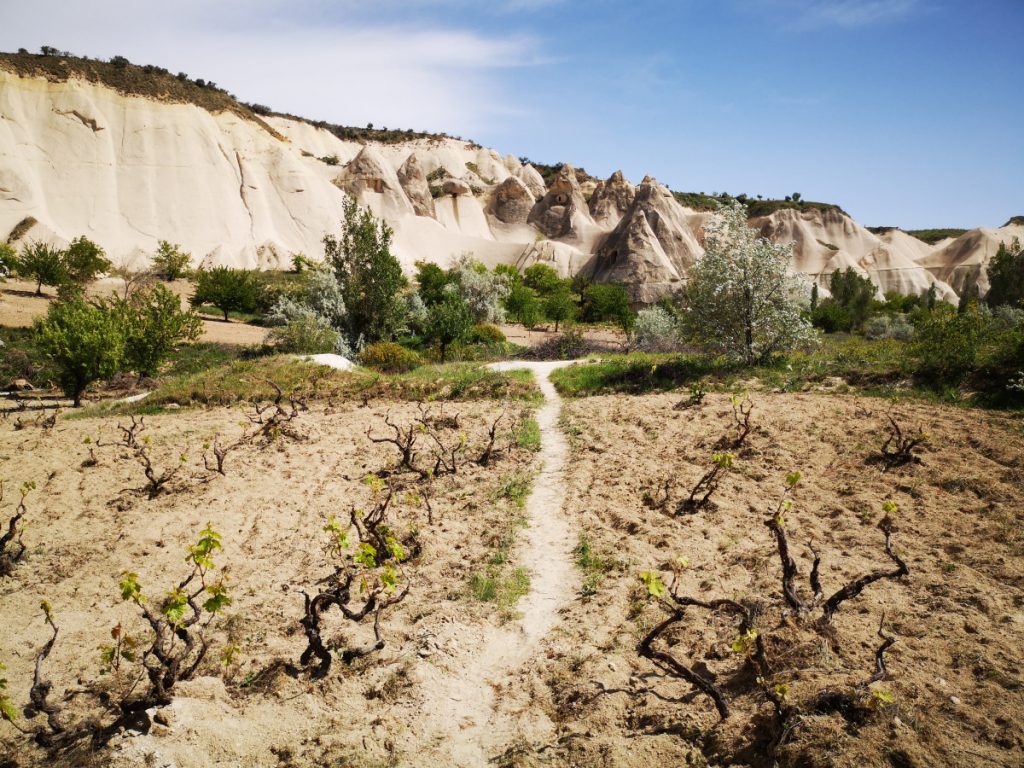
(0, 52, 1018, 304)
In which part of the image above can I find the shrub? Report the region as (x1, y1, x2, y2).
(985, 237, 1023, 309)
(34, 297, 124, 406)
(360, 341, 422, 373)
(543, 286, 577, 332)
(62, 236, 110, 286)
(864, 314, 914, 341)
(467, 323, 506, 345)
(269, 315, 341, 354)
(632, 306, 681, 352)
(190, 266, 262, 321)
(523, 263, 561, 295)
(415, 261, 455, 306)
(151, 240, 192, 280)
(451, 254, 510, 324)
(912, 306, 987, 384)
(0, 242, 17, 277)
(109, 284, 202, 377)
(504, 283, 542, 328)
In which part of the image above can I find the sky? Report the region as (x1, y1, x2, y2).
(1, 0, 1021, 229)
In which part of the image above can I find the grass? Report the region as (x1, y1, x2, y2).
(496, 470, 534, 508)
(574, 535, 618, 601)
(468, 568, 530, 607)
(513, 416, 541, 452)
(79, 356, 541, 417)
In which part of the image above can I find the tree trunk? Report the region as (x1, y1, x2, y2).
(222, 308, 229, 322)
(36, 279, 43, 296)
(439, 341, 447, 363)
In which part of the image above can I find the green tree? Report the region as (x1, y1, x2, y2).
(110, 284, 202, 378)
(684, 201, 814, 364)
(190, 266, 262, 321)
(543, 285, 577, 332)
(325, 198, 407, 344)
(152, 241, 192, 280)
(62, 236, 111, 286)
(985, 238, 1023, 308)
(523, 263, 562, 295)
(813, 267, 875, 332)
(15, 242, 66, 295)
(426, 292, 473, 362)
(34, 297, 124, 406)
(414, 261, 454, 306)
(505, 283, 542, 328)
(581, 282, 635, 332)
(0, 242, 16, 277)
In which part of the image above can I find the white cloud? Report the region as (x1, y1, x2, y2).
(0, 0, 541, 135)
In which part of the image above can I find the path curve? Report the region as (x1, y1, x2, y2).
(417, 360, 579, 766)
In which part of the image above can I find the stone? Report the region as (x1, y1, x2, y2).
(441, 179, 471, 196)
(588, 170, 635, 226)
(397, 152, 436, 218)
(490, 176, 534, 225)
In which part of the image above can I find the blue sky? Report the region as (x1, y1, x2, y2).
(1, 0, 1021, 228)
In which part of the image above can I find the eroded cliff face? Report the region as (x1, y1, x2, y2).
(2, 65, 1012, 303)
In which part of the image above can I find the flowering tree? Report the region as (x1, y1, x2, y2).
(684, 202, 814, 364)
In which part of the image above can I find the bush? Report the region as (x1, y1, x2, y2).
(543, 286, 577, 332)
(811, 299, 853, 333)
(151, 240, 192, 280)
(864, 314, 914, 341)
(523, 263, 561, 295)
(190, 266, 262, 320)
(34, 297, 124, 406)
(451, 254, 510, 324)
(581, 282, 635, 332)
(467, 323, 506, 345)
(62, 236, 110, 285)
(985, 237, 1023, 309)
(912, 306, 988, 384)
(360, 341, 422, 373)
(632, 306, 682, 352)
(0, 242, 15, 277)
(504, 283, 542, 328)
(109, 284, 202, 377)
(425, 292, 473, 362)
(269, 315, 342, 354)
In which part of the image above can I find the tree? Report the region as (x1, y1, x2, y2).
(0, 242, 16, 277)
(62, 236, 111, 286)
(985, 237, 1023, 308)
(190, 266, 262, 321)
(505, 283, 542, 328)
(325, 198, 407, 345)
(34, 297, 124, 406)
(152, 240, 192, 280)
(414, 261, 453, 306)
(451, 254, 509, 324)
(812, 267, 876, 332)
(15, 242, 66, 295)
(543, 285, 576, 332)
(110, 284, 202, 378)
(684, 201, 815, 364)
(581, 282, 635, 332)
(523, 263, 562, 296)
(425, 292, 472, 362)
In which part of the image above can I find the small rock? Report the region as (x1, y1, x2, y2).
(937, 677, 947, 687)
(164, 403, 181, 410)
(950, 696, 962, 705)
(418, 647, 434, 658)
(154, 710, 172, 726)
(607, 661, 617, 672)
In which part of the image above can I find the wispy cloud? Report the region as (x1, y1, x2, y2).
(0, 0, 543, 135)
(752, 0, 923, 29)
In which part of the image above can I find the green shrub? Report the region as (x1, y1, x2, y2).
(581, 282, 635, 332)
(269, 315, 341, 355)
(151, 241, 192, 280)
(190, 266, 262, 321)
(425, 293, 473, 362)
(14, 241, 66, 295)
(864, 314, 914, 341)
(34, 297, 124, 406)
(467, 323, 506, 345)
(811, 300, 853, 333)
(504, 283, 542, 328)
(0, 242, 15, 277)
(912, 306, 987, 384)
(108, 284, 202, 377)
(62, 236, 111, 285)
(360, 341, 422, 373)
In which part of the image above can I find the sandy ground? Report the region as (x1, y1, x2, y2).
(2, 378, 1022, 767)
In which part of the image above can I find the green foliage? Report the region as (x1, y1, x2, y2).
(497, 470, 533, 508)
(425, 292, 473, 362)
(190, 266, 262, 321)
(269, 315, 341, 354)
(0, 242, 16, 276)
(513, 416, 541, 451)
(523, 263, 562, 295)
(543, 286, 577, 332)
(912, 306, 989, 383)
(0, 660, 18, 724)
(15, 241, 66, 295)
(904, 228, 968, 245)
(580, 282, 635, 332)
(360, 341, 422, 373)
(109, 284, 202, 377)
(34, 297, 124, 406)
(985, 237, 1023, 309)
(62, 236, 111, 285)
(466, 323, 506, 345)
(504, 283, 542, 328)
(152, 241, 192, 280)
(812, 267, 876, 333)
(325, 198, 407, 345)
(414, 260, 455, 306)
(468, 567, 530, 607)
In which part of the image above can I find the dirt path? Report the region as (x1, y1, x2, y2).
(415, 361, 578, 766)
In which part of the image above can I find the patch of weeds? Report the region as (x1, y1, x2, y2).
(513, 416, 541, 452)
(496, 470, 533, 508)
(574, 535, 617, 601)
(468, 567, 530, 609)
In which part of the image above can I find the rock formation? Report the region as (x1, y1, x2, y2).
(489, 176, 535, 225)
(588, 171, 635, 227)
(527, 164, 594, 242)
(397, 153, 436, 218)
